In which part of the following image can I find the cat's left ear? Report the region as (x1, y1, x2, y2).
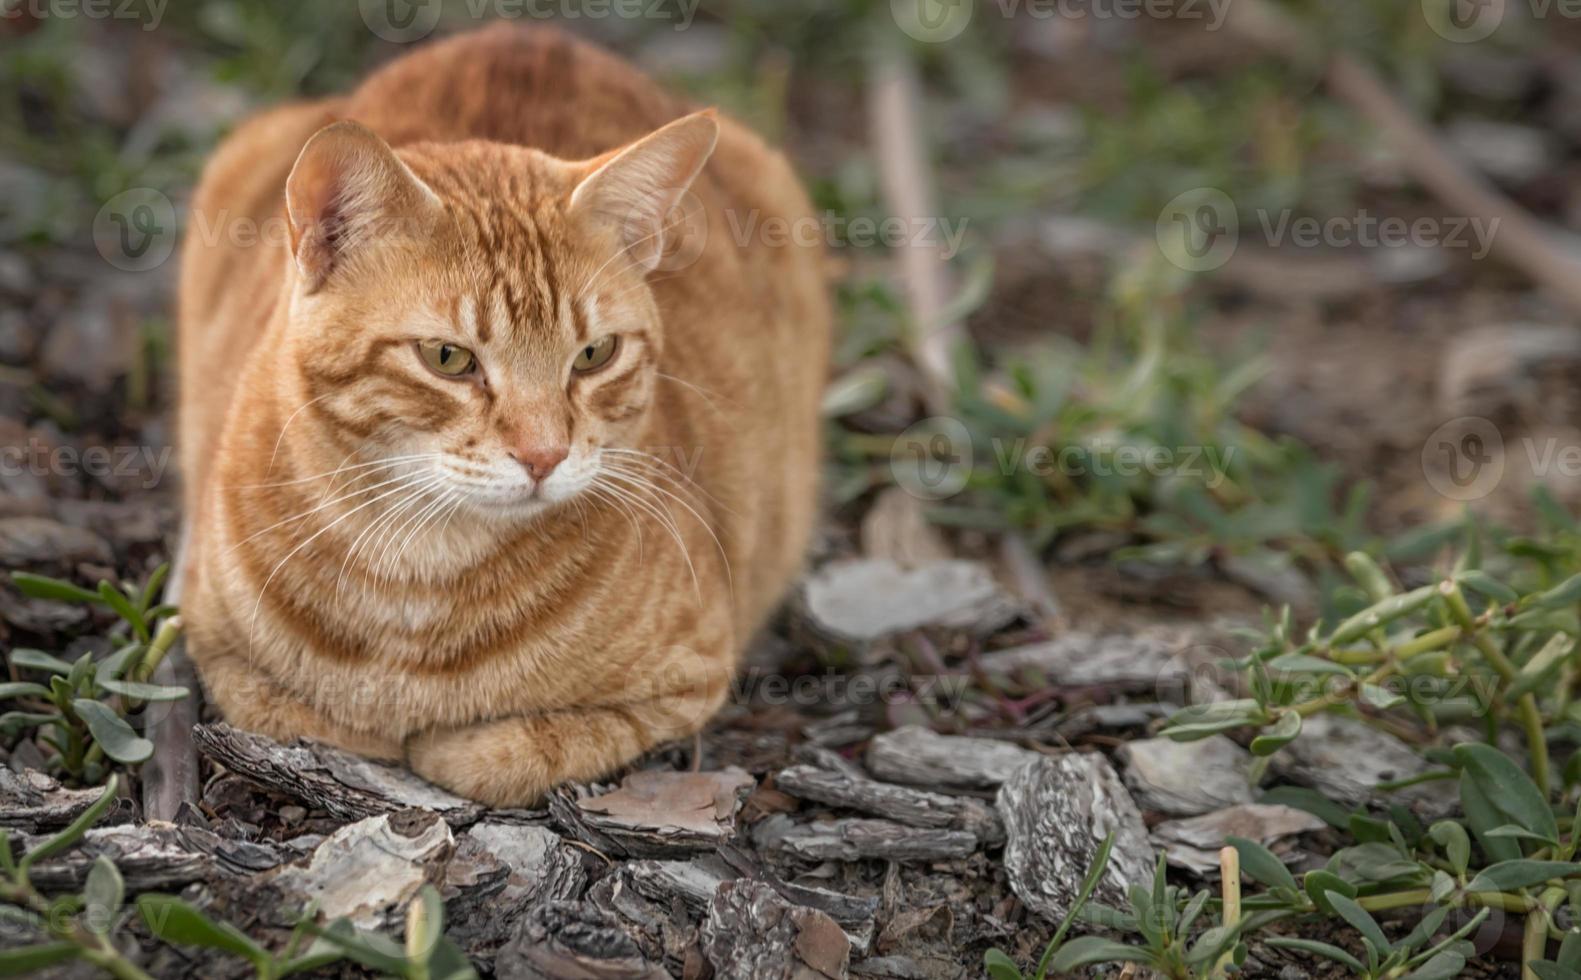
(569, 110, 719, 272)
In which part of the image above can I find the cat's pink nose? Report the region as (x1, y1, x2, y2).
(510, 445, 568, 482)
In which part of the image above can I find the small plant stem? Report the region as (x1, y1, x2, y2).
(136, 616, 183, 682)
(1443, 583, 1551, 796)
(1394, 625, 1462, 659)
(1291, 663, 1398, 717)
(1524, 906, 1549, 980)
(1357, 889, 1533, 914)
(1217, 846, 1240, 977)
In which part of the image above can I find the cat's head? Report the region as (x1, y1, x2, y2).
(277, 111, 718, 520)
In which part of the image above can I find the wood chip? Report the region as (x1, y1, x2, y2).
(760, 817, 977, 863)
(1153, 804, 1326, 875)
(21, 822, 214, 892)
(800, 558, 1022, 641)
(996, 754, 1154, 923)
(496, 900, 672, 980)
(865, 726, 1039, 792)
(1117, 735, 1253, 817)
(776, 765, 1002, 843)
(551, 769, 755, 858)
(269, 810, 453, 930)
(192, 723, 482, 826)
(0, 767, 131, 833)
(702, 879, 851, 980)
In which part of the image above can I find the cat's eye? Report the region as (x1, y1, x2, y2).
(572, 336, 618, 374)
(418, 340, 475, 377)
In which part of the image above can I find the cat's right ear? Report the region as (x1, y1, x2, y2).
(285, 121, 440, 293)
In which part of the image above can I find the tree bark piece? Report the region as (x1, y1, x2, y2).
(702, 879, 851, 980)
(495, 900, 673, 980)
(21, 823, 216, 892)
(996, 754, 1154, 923)
(192, 722, 484, 826)
(0, 768, 132, 832)
(775, 765, 1002, 844)
(268, 810, 453, 931)
(549, 769, 754, 858)
(760, 817, 976, 864)
(864, 726, 1039, 793)
(1116, 736, 1254, 817)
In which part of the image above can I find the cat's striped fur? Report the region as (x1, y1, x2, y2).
(177, 24, 829, 804)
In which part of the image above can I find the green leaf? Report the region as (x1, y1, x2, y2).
(137, 894, 268, 965)
(1160, 699, 1269, 740)
(94, 644, 144, 685)
(1527, 573, 1581, 610)
(1228, 836, 1298, 892)
(1266, 654, 1352, 677)
(0, 682, 51, 700)
(983, 949, 1023, 980)
(0, 943, 80, 976)
(1559, 930, 1581, 969)
(303, 920, 410, 975)
(1259, 786, 1351, 828)
(1048, 936, 1157, 972)
(1531, 964, 1581, 980)
(1460, 769, 1522, 863)
(1036, 831, 1115, 978)
(9, 649, 73, 674)
(83, 856, 124, 934)
(1427, 821, 1470, 876)
(1467, 860, 1581, 892)
(1486, 824, 1560, 846)
(1456, 570, 1518, 604)
(19, 775, 119, 876)
(138, 564, 170, 615)
(1329, 894, 1391, 954)
(96, 679, 189, 702)
(96, 582, 145, 639)
(1345, 552, 1395, 601)
(1304, 870, 1358, 915)
(426, 939, 479, 980)
(1249, 711, 1301, 756)
(1453, 743, 1558, 842)
(1510, 633, 1577, 701)
(71, 699, 152, 764)
(9, 572, 99, 604)
(1329, 585, 1438, 645)
(1400, 950, 1468, 980)
(1359, 682, 1405, 710)
(1265, 938, 1363, 971)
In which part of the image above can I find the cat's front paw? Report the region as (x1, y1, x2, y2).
(405, 721, 555, 808)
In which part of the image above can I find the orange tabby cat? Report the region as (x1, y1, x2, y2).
(176, 24, 829, 805)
